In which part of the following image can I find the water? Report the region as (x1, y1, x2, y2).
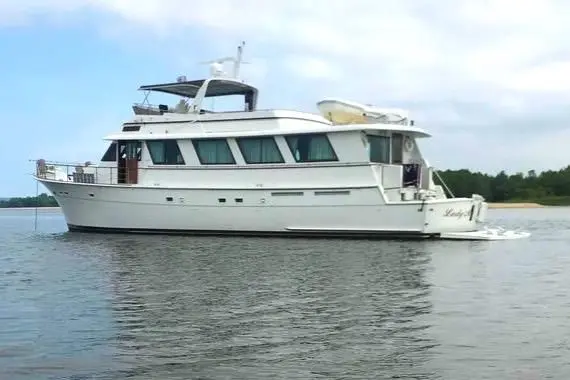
(1, 207, 570, 379)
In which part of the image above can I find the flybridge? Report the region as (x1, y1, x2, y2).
(132, 41, 258, 115)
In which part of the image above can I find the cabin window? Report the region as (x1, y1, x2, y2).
(391, 133, 403, 164)
(119, 141, 142, 161)
(236, 136, 284, 164)
(285, 134, 338, 162)
(193, 138, 236, 165)
(101, 142, 117, 162)
(146, 140, 185, 165)
(368, 135, 390, 164)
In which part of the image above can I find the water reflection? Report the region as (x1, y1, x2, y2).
(76, 234, 441, 379)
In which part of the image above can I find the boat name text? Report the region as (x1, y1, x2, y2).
(443, 208, 472, 219)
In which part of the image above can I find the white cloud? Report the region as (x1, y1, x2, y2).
(499, 61, 570, 93)
(284, 56, 343, 80)
(2, 0, 570, 173)
(459, 0, 561, 27)
(0, 0, 83, 26)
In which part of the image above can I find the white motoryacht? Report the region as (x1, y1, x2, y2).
(34, 43, 529, 240)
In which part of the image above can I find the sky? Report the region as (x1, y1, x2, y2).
(1, 0, 569, 197)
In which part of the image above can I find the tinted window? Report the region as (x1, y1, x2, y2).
(101, 142, 117, 162)
(237, 137, 284, 164)
(368, 135, 390, 163)
(391, 133, 403, 164)
(192, 139, 235, 164)
(120, 141, 142, 161)
(146, 140, 185, 165)
(285, 134, 338, 162)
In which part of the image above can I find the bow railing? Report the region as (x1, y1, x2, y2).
(34, 160, 127, 185)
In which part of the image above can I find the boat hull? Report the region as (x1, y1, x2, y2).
(38, 179, 486, 239)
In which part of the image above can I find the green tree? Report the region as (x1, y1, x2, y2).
(436, 165, 570, 205)
(0, 193, 58, 208)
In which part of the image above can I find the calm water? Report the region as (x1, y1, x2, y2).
(1, 207, 570, 379)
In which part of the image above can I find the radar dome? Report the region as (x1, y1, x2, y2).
(210, 62, 225, 77)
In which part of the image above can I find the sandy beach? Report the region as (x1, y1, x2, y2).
(488, 202, 544, 209)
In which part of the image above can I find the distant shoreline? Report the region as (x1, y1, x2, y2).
(0, 206, 61, 211)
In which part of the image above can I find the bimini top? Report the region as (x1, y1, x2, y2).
(138, 78, 258, 99)
(138, 77, 259, 112)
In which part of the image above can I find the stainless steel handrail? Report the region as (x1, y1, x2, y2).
(34, 160, 127, 185)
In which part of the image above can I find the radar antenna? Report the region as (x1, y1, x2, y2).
(199, 41, 249, 80)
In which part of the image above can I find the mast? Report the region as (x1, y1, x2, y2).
(233, 41, 246, 79)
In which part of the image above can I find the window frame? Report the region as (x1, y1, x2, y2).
(146, 139, 186, 165)
(192, 138, 236, 165)
(285, 133, 339, 163)
(236, 136, 285, 164)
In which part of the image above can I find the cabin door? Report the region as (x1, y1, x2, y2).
(117, 140, 140, 184)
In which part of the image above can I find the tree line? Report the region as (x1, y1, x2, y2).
(436, 165, 570, 205)
(0, 193, 59, 208)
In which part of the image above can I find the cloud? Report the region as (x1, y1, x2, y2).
(0, 0, 84, 26)
(2, 0, 570, 173)
(499, 61, 570, 93)
(284, 56, 343, 80)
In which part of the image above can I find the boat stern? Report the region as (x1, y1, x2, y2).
(422, 195, 486, 234)
(422, 195, 529, 240)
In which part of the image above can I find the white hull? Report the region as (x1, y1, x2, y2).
(39, 179, 487, 238)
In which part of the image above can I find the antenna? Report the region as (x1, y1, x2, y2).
(199, 41, 249, 80)
(234, 40, 246, 78)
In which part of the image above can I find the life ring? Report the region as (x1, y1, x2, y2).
(404, 136, 414, 152)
